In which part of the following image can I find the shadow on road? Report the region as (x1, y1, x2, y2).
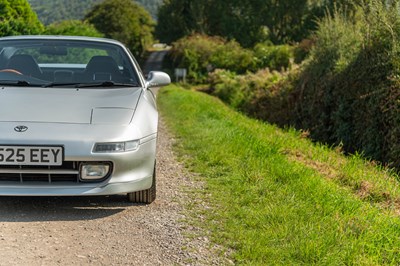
(0, 195, 141, 222)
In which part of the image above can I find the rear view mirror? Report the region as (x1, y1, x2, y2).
(145, 71, 171, 88)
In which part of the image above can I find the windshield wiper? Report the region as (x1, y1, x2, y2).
(0, 80, 40, 87)
(43, 82, 81, 88)
(75, 81, 138, 88)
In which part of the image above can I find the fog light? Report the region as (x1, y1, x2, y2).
(80, 164, 110, 180)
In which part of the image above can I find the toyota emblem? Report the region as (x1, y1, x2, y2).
(14, 125, 28, 132)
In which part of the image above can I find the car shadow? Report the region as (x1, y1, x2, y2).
(0, 195, 143, 222)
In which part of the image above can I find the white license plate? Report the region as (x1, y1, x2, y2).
(0, 146, 63, 166)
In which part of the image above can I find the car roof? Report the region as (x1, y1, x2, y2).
(0, 35, 125, 46)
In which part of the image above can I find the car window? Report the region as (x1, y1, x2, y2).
(0, 39, 140, 87)
(16, 47, 108, 65)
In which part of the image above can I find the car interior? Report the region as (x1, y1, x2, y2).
(7, 54, 43, 79)
(0, 42, 140, 85)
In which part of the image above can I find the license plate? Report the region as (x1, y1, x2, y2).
(0, 146, 63, 166)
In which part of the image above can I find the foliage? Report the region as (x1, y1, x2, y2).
(44, 20, 103, 37)
(0, 0, 44, 36)
(159, 84, 400, 264)
(210, 41, 256, 73)
(293, 38, 316, 64)
(135, 0, 162, 20)
(292, 0, 400, 167)
(253, 43, 294, 70)
(169, 34, 256, 83)
(27, 0, 161, 25)
(156, 0, 360, 47)
(85, 0, 155, 58)
(157, 1, 219, 44)
(202, 0, 400, 169)
(27, 0, 103, 25)
(208, 69, 295, 126)
(169, 34, 300, 83)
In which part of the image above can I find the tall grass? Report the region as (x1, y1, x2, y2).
(294, 0, 400, 167)
(206, 1, 400, 169)
(159, 84, 400, 265)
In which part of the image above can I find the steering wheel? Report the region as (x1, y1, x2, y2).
(0, 69, 23, 75)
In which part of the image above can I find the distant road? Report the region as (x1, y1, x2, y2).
(143, 50, 168, 74)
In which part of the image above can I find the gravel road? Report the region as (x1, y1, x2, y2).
(0, 117, 227, 265)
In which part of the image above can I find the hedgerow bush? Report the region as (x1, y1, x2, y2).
(168, 34, 255, 83)
(168, 34, 298, 83)
(207, 1, 400, 169)
(208, 68, 296, 126)
(167, 1, 400, 169)
(293, 38, 315, 64)
(253, 43, 294, 70)
(210, 41, 256, 74)
(293, 1, 400, 167)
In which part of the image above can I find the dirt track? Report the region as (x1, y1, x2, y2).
(0, 118, 225, 266)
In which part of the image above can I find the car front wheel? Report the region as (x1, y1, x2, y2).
(127, 164, 156, 204)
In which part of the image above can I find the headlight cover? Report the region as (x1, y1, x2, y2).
(93, 140, 140, 153)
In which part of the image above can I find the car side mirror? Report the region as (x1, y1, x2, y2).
(145, 71, 171, 88)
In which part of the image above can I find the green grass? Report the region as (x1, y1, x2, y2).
(158, 84, 400, 265)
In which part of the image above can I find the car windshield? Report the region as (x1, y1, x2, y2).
(0, 38, 140, 87)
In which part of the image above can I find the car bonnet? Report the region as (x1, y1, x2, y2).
(0, 87, 142, 125)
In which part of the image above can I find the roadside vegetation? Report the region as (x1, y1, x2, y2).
(291, 2, 400, 168)
(167, 34, 294, 83)
(166, 0, 400, 171)
(159, 84, 400, 264)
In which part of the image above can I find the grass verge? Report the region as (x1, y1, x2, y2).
(158, 84, 400, 265)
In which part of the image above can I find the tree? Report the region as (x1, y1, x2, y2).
(27, 0, 162, 25)
(156, 0, 211, 44)
(156, 0, 360, 47)
(0, 0, 44, 36)
(206, 0, 267, 47)
(27, 0, 103, 25)
(156, 0, 288, 46)
(135, 0, 163, 20)
(44, 20, 103, 37)
(85, 0, 155, 58)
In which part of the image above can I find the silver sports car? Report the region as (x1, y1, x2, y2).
(0, 36, 170, 203)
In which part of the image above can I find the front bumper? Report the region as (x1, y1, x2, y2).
(0, 175, 153, 196)
(0, 137, 157, 196)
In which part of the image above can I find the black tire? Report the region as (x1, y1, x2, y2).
(127, 164, 156, 204)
